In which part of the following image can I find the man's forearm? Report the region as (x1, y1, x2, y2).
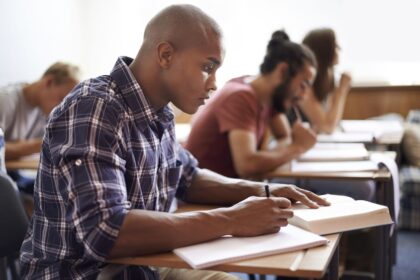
(108, 207, 231, 258)
(184, 169, 264, 205)
(5, 139, 42, 160)
(234, 144, 302, 178)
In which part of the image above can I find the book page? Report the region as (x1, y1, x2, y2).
(291, 160, 378, 172)
(173, 225, 328, 269)
(311, 143, 367, 150)
(292, 194, 355, 210)
(317, 132, 374, 143)
(340, 120, 403, 137)
(294, 200, 387, 222)
(298, 144, 369, 162)
(289, 195, 393, 234)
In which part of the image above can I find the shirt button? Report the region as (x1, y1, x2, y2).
(75, 159, 82, 166)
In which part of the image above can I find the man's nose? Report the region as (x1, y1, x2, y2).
(206, 74, 217, 92)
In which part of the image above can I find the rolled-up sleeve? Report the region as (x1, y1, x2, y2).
(49, 96, 130, 261)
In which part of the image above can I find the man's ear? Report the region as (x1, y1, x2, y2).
(274, 62, 289, 84)
(43, 74, 55, 88)
(156, 41, 175, 69)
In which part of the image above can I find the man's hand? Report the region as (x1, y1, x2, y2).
(224, 196, 293, 237)
(5, 138, 43, 160)
(266, 184, 330, 209)
(291, 122, 316, 153)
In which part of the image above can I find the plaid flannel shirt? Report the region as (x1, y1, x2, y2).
(20, 57, 198, 279)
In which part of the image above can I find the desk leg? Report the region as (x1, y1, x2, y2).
(384, 177, 397, 278)
(375, 179, 393, 280)
(327, 244, 339, 280)
(374, 225, 387, 280)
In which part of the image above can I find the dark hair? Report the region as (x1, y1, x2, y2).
(260, 30, 317, 78)
(302, 28, 336, 101)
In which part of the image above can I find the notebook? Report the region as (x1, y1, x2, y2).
(340, 120, 403, 141)
(298, 143, 369, 162)
(317, 132, 374, 143)
(173, 225, 328, 269)
(291, 160, 378, 173)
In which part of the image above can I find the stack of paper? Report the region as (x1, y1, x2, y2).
(340, 120, 403, 142)
(317, 132, 374, 143)
(291, 160, 378, 173)
(173, 225, 328, 269)
(298, 143, 369, 162)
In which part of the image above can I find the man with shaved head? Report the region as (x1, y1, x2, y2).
(20, 5, 328, 279)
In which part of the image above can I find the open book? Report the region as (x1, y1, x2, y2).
(289, 194, 393, 235)
(298, 143, 369, 162)
(173, 224, 328, 269)
(291, 160, 378, 173)
(340, 120, 403, 142)
(317, 131, 375, 143)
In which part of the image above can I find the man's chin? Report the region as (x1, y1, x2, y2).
(179, 106, 199, 115)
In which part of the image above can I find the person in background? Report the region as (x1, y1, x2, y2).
(0, 62, 80, 193)
(277, 28, 374, 202)
(20, 5, 329, 280)
(287, 28, 352, 133)
(185, 31, 318, 179)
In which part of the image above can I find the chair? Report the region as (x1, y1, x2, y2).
(0, 171, 29, 280)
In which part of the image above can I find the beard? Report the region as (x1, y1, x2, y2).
(271, 78, 295, 113)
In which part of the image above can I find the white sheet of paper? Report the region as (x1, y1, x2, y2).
(291, 160, 378, 172)
(173, 225, 328, 269)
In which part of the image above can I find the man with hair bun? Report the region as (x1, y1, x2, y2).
(186, 30, 318, 179)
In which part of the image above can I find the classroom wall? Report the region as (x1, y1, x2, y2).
(0, 0, 82, 84)
(344, 85, 420, 119)
(1, 0, 420, 88)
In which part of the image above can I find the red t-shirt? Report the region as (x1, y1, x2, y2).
(185, 76, 272, 178)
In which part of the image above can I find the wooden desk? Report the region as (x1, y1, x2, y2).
(5, 159, 39, 170)
(109, 204, 341, 279)
(263, 165, 394, 280)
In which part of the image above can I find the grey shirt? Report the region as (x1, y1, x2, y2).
(0, 83, 46, 141)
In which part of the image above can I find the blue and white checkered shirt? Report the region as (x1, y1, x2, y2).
(20, 57, 198, 279)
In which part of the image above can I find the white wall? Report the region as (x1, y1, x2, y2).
(1, 0, 420, 86)
(0, 0, 82, 84)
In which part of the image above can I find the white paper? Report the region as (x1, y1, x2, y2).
(291, 160, 378, 173)
(299, 143, 369, 162)
(173, 225, 328, 269)
(340, 120, 403, 141)
(317, 132, 374, 143)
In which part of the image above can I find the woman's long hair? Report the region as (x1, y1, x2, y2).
(302, 28, 336, 102)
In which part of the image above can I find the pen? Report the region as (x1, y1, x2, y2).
(293, 106, 302, 122)
(265, 185, 270, 198)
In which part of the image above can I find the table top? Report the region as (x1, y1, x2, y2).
(5, 158, 39, 170)
(260, 151, 395, 182)
(263, 168, 391, 181)
(108, 204, 340, 278)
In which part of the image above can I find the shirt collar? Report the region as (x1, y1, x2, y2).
(109, 56, 174, 129)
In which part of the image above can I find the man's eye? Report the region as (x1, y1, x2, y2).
(203, 64, 215, 73)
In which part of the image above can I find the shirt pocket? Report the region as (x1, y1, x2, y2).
(160, 160, 183, 211)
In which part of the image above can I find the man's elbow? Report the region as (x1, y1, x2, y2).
(317, 122, 336, 134)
